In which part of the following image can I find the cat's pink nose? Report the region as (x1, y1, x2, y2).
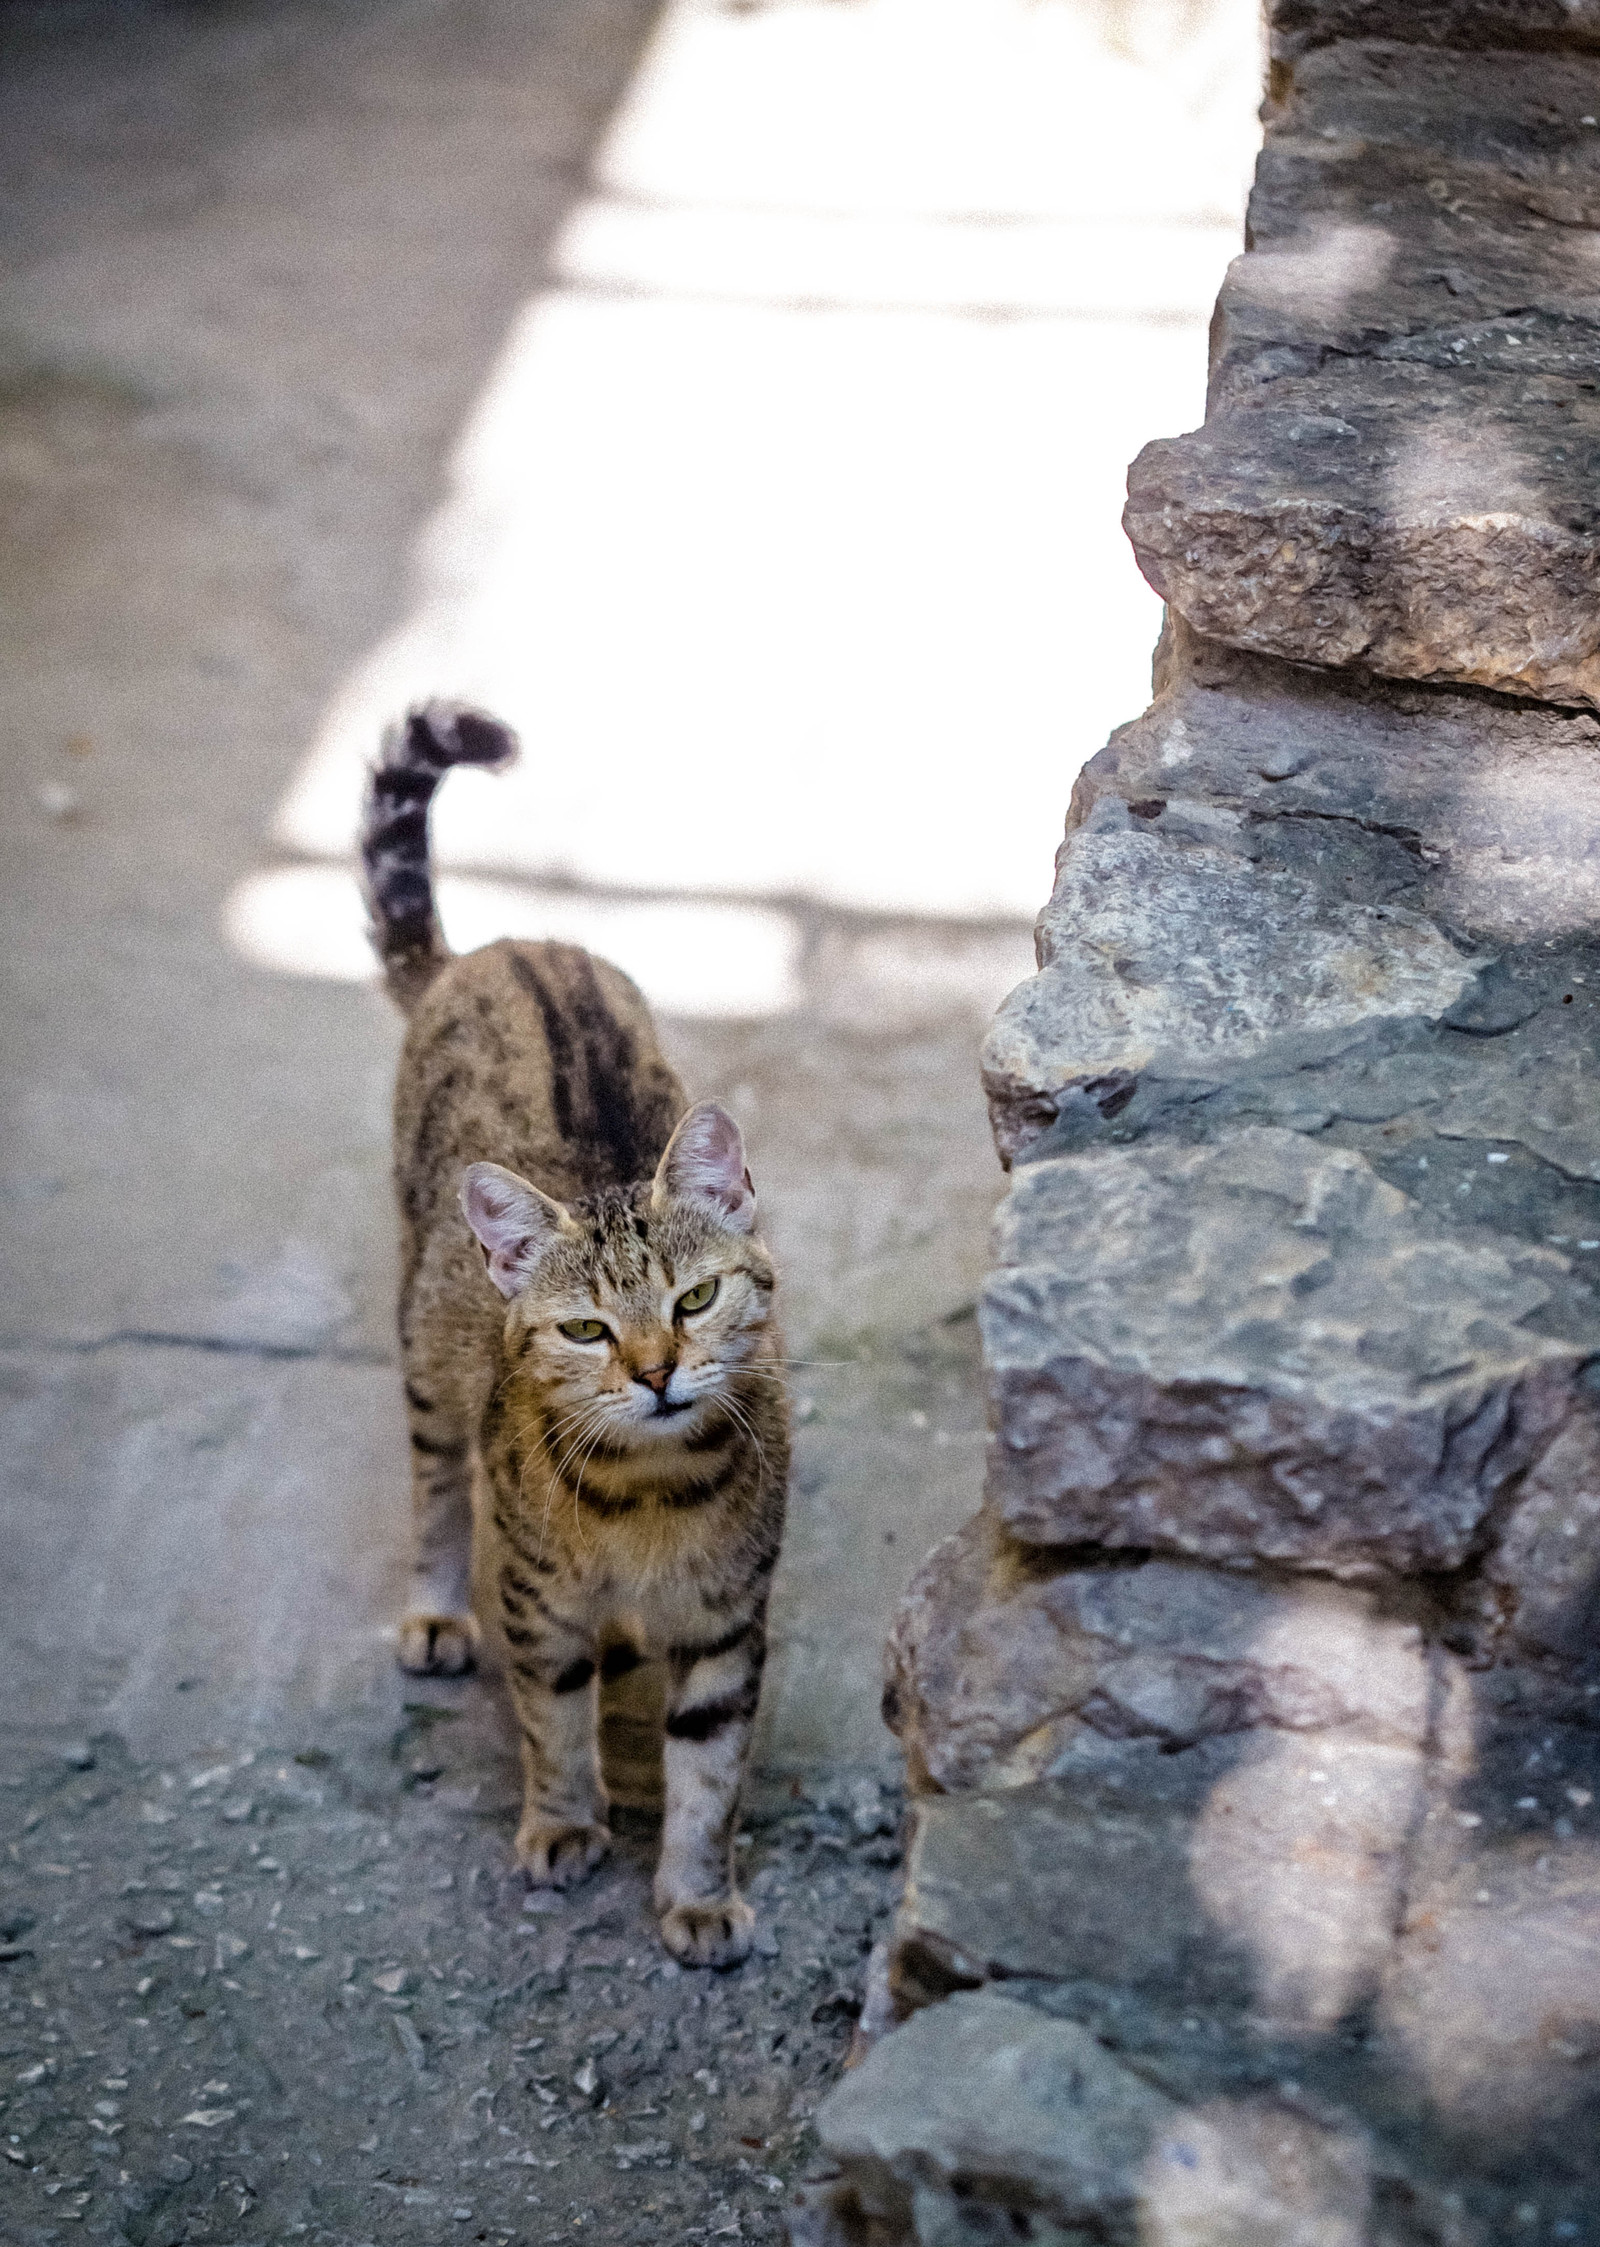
(635, 1365, 671, 1396)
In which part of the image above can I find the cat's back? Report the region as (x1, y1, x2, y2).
(395, 939, 686, 1230)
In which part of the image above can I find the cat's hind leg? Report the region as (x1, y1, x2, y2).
(397, 1376, 478, 1676)
(654, 1615, 766, 1967)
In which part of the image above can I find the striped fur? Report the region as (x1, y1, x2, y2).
(360, 700, 518, 1013)
(364, 710, 789, 1968)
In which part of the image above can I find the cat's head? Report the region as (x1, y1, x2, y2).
(459, 1103, 776, 1439)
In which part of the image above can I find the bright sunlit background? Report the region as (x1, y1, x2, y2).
(231, 0, 1264, 1015)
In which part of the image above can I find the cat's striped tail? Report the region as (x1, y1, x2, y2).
(361, 701, 519, 1013)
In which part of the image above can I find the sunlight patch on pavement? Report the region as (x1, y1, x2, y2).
(271, 0, 1262, 924)
(223, 865, 804, 1020)
(594, 0, 1257, 223)
(555, 205, 1240, 319)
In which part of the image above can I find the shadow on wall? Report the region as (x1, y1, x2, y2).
(878, 1503, 1600, 2235)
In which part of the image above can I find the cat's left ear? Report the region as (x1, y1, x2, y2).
(460, 1162, 570, 1297)
(652, 1103, 756, 1235)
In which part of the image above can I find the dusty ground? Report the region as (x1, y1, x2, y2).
(0, 2, 1255, 2239)
(0, 1723, 902, 2246)
(0, 6, 1012, 2238)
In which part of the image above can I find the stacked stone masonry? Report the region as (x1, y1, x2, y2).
(792, 8, 1600, 2245)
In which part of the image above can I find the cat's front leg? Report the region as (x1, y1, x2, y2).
(500, 1576, 610, 1888)
(654, 1616, 766, 1967)
(397, 1380, 478, 1677)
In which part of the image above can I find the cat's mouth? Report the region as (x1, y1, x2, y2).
(649, 1396, 695, 1419)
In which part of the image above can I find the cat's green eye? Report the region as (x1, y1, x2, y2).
(676, 1278, 719, 1317)
(558, 1318, 609, 1343)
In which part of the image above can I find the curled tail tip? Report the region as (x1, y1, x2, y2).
(386, 700, 520, 775)
(362, 701, 516, 1012)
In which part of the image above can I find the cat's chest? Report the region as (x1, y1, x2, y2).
(547, 1530, 743, 1643)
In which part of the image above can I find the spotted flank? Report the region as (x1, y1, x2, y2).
(372, 705, 789, 1969)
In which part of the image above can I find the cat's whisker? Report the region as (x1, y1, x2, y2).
(524, 1399, 612, 1561)
(536, 1402, 609, 1456)
(718, 1391, 770, 1478)
(563, 1412, 624, 1557)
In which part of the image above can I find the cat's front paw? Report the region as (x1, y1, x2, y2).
(398, 1611, 479, 1676)
(516, 1815, 610, 1889)
(659, 1896, 755, 1969)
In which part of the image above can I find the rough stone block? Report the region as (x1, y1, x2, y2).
(1129, 2099, 1378, 2247)
(802, 1990, 1177, 2245)
(982, 809, 1475, 1169)
(885, 1508, 1433, 1794)
(981, 1129, 1576, 1571)
(1127, 362, 1600, 710)
(984, 642, 1600, 1165)
(1220, 47, 1600, 402)
(1075, 629, 1600, 951)
(992, 650, 1600, 1162)
(1269, 3, 1600, 59)
(1483, 1407, 1600, 1668)
(981, 797, 1482, 1170)
(1382, 1841, 1600, 2148)
(796, 1995, 1393, 2247)
(892, 1757, 1426, 2035)
(1126, 40, 1600, 707)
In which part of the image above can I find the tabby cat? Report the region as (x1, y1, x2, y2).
(361, 703, 788, 1967)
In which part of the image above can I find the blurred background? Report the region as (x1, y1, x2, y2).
(0, 0, 1261, 1776)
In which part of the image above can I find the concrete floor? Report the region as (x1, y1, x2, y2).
(0, 0, 1257, 1785)
(0, 0, 1006, 1776)
(0, 4, 1259, 2239)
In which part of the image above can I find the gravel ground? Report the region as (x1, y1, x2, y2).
(0, 1723, 903, 2247)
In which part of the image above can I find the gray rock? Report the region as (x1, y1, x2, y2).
(985, 625, 1600, 1169)
(890, 1751, 1440, 2037)
(885, 1509, 1434, 1794)
(891, 1766, 1255, 2018)
(1126, 40, 1600, 709)
(810, 1990, 1176, 2244)
(981, 1129, 1576, 1571)
(1079, 627, 1600, 951)
(1432, 1040, 1600, 1182)
(1126, 360, 1600, 711)
(124, 1902, 177, 1937)
(1132, 2098, 1378, 2247)
(796, 1965, 1443, 2244)
(982, 813, 1474, 1169)
(1380, 1836, 1600, 2152)
(1483, 1407, 1600, 1669)
(1219, 165, 1600, 408)
(1269, 2, 1600, 61)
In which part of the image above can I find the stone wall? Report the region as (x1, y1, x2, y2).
(791, 7, 1600, 2242)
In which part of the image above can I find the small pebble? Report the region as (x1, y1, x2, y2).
(123, 1905, 175, 1937)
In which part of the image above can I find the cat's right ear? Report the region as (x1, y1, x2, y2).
(460, 1163, 569, 1298)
